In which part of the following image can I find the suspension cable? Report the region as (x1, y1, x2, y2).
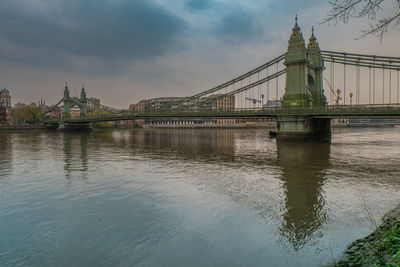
(41, 98, 64, 116)
(398, 70, 399, 103)
(356, 62, 360, 105)
(267, 67, 269, 102)
(383, 65, 385, 103)
(344, 54, 346, 104)
(369, 67, 371, 105)
(322, 53, 400, 70)
(155, 53, 285, 110)
(389, 62, 392, 104)
(276, 62, 279, 101)
(258, 72, 260, 108)
(175, 69, 286, 111)
(373, 57, 376, 104)
(330, 60, 334, 104)
(240, 80, 243, 109)
(232, 82, 235, 109)
(248, 75, 251, 109)
(322, 50, 400, 63)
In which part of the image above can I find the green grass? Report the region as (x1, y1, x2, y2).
(337, 222, 400, 267)
(373, 222, 400, 267)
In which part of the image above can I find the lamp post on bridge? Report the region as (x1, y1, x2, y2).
(335, 89, 342, 105)
(349, 92, 353, 106)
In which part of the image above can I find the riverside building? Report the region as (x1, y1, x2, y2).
(129, 95, 236, 126)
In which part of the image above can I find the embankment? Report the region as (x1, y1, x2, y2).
(335, 204, 400, 266)
(0, 125, 48, 131)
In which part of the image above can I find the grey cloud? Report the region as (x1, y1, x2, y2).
(184, 0, 215, 12)
(184, 1, 266, 45)
(268, 0, 326, 14)
(214, 7, 264, 44)
(0, 0, 187, 62)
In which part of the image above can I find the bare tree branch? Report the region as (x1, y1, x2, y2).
(322, 0, 400, 40)
(358, 11, 400, 39)
(321, 0, 363, 24)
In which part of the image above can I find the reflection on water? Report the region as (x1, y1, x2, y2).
(0, 133, 12, 177)
(277, 141, 329, 250)
(106, 130, 330, 249)
(1, 128, 400, 266)
(63, 133, 89, 179)
(125, 129, 236, 161)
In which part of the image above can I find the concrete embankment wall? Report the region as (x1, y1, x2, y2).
(0, 125, 48, 130)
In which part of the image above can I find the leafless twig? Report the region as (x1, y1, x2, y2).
(322, 0, 400, 40)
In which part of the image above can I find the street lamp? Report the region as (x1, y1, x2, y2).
(349, 92, 353, 106)
(336, 89, 342, 105)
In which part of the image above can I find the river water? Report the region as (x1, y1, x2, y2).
(0, 127, 400, 266)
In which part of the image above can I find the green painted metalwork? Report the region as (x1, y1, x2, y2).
(279, 18, 330, 140)
(62, 83, 88, 117)
(44, 19, 400, 137)
(154, 54, 286, 111)
(43, 104, 400, 126)
(283, 18, 326, 107)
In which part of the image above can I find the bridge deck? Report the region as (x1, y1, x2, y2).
(44, 104, 400, 124)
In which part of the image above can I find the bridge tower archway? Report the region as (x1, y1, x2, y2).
(62, 83, 88, 117)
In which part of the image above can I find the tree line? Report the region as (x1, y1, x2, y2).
(12, 103, 42, 124)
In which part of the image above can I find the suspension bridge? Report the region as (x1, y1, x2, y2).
(44, 18, 400, 140)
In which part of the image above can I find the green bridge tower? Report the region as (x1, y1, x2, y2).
(278, 17, 330, 141)
(62, 83, 88, 118)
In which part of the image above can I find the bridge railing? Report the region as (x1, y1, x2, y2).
(43, 103, 400, 123)
(276, 104, 400, 116)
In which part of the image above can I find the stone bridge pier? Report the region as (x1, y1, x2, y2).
(278, 116, 331, 141)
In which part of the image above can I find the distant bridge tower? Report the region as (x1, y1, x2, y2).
(62, 83, 88, 118)
(278, 18, 330, 141)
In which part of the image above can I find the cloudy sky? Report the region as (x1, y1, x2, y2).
(1, 0, 399, 108)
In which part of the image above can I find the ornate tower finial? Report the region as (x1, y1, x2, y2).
(292, 15, 300, 31)
(288, 14, 305, 49)
(283, 16, 309, 107)
(80, 86, 86, 101)
(307, 26, 320, 50)
(64, 82, 70, 99)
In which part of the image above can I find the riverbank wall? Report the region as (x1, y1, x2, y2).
(0, 125, 48, 131)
